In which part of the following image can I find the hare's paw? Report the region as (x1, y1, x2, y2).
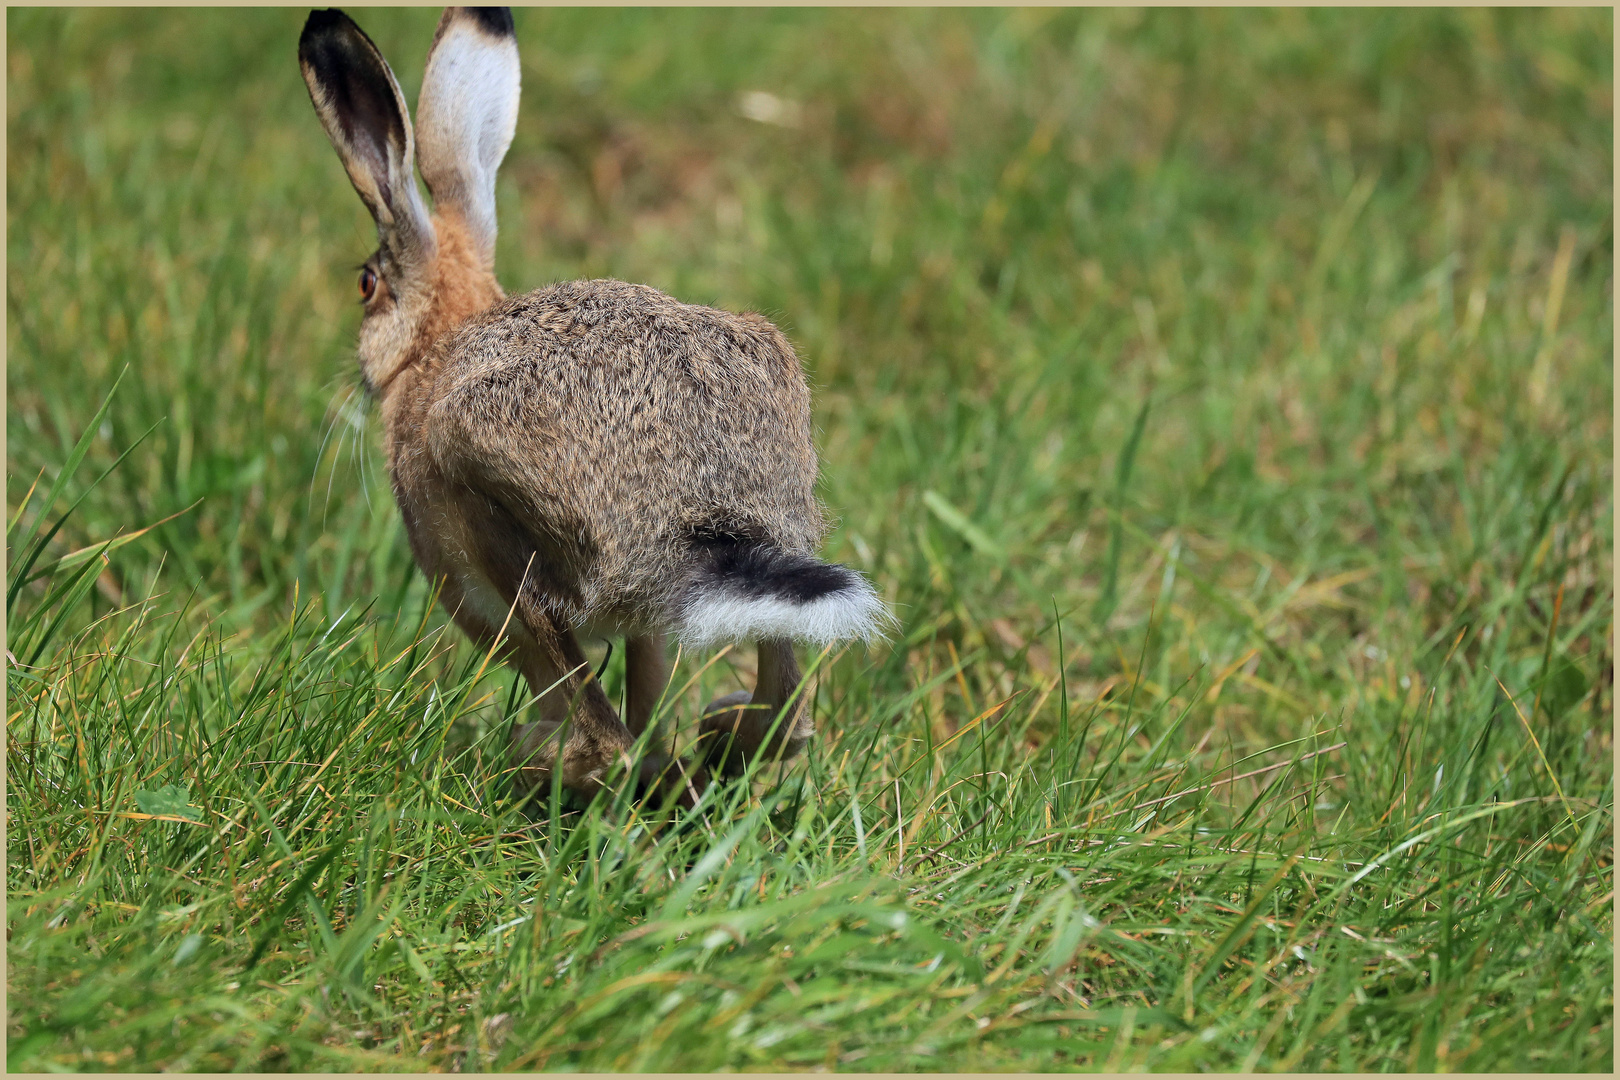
(696, 691, 756, 778)
(509, 719, 634, 800)
(701, 690, 754, 725)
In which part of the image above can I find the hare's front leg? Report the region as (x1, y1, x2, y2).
(698, 639, 814, 779)
(624, 632, 671, 736)
(624, 632, 708, 806)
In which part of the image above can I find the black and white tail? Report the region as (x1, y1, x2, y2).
(676, 540, 893, 648)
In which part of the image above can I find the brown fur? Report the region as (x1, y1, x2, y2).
(301, 7, 840, 804)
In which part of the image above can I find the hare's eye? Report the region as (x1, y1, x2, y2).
(359, 267, 378, 302)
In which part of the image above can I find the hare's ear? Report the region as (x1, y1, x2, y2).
(299, 9, 434, 261)
(415, 7, 520, 267)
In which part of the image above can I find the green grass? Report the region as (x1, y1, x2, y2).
(7, 7, 1613, 1071)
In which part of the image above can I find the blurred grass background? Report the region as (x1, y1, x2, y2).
(8, 7, 1613, 1071)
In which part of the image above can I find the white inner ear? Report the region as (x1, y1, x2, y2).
(415, 20, 521, 261)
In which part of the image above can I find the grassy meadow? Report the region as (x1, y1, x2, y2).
(7, 7, 1614, 1071)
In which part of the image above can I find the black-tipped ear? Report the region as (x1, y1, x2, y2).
(414, 7, 521, 268)
(300, 9, 434, 256)
(461, 7, 514, 38)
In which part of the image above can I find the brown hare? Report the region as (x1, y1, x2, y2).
(298, 7, 890, 807)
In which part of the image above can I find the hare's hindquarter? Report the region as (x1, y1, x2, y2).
(303, 8, 892, 802)
(424, 280, 839, 636)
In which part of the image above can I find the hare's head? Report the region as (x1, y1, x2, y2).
(299, 7, 519, 398)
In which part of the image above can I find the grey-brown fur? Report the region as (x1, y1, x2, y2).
(422, 280, 825, 634)
(299, 7, 887, 806)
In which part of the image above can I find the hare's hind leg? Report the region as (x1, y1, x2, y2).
(698, 639, 813, 779)
(429, 570, 631, 802)
(506, 626, 699, 809)
(505, 615, 641, 802)
(451, 527, 636, 801)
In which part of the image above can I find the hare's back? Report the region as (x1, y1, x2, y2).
(489, 278, 808, 409)
(427, 280, 825, 580)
